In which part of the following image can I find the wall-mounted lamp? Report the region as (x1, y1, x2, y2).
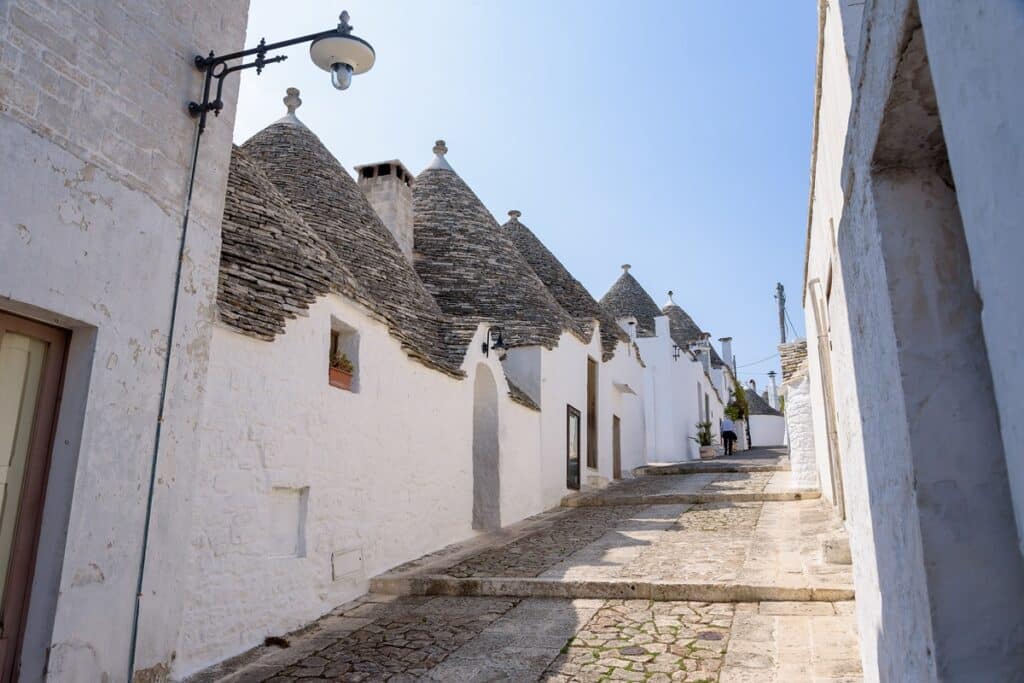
(482, 327, 507, 360)
(672, 344, 681, 361)
(188, 11, 374, 133)
(133, 12, 375, 682)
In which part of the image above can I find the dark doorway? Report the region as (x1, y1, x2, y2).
(566, 405, 581, 490)
(586, 358, 597, 469)
(612, 415, 622, 480)
(0, 312, 67, 683)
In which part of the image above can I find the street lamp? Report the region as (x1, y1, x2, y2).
(188, 11, 375, 132)
(132, 12, 375, 682)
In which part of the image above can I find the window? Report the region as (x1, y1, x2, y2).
(328, 318, 359, 392)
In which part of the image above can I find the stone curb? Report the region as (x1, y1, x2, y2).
(635, 463, 791, 475)
(560, 489, 822, 507)
(370, 575, 854, 603)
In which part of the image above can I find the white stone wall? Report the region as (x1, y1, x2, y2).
(636, 319, 724, 464)
(0, 1, 248, 680)
(805, 0, 1024, 679)
(747, 415, 786, 448)
(178, 295, 543, 676)
(782, 376, 818, 489)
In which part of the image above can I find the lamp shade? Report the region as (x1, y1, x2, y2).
(310, 34, 375, 75)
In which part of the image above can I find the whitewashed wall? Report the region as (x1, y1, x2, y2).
(783, 375, 819, 489)
(635, 318, 724, 464)
(748, 415, 786, 448)
(177, 295, 542, 676)
(0, 2, 248, 680)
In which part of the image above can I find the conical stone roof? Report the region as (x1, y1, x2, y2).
(599, 265, 664, 337)
(746, 386, 782, 416)
(503, 211, 627, 361)
(663, 292, 725, 367)
(217, 146, 341, 340)
(412, 141, 582, 349)
(239, 104, 473, 375)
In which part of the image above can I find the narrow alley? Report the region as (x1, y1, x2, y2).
(193, 448, 861, 683)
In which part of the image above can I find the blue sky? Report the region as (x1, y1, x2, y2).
(234, 1, 816, 386)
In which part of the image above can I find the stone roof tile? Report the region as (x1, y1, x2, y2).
(598, 266, 664, 337)
(412, 142, 583, 349)
(240, 120, 472, 375)
(503, 212, 628, 361)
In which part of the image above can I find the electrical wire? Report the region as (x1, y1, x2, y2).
(737, 353, 779, 368)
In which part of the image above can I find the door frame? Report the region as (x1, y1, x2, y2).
(0, 312, 68, 683)
(566, 405, 581, 490)
(586, 358, 598, 470)
(612, 415, 622, 480)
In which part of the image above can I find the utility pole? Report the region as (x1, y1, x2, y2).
(775, 282, 786, 344)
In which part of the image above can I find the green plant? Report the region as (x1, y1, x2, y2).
(725, 378, 748, 421)
(330, 351, 354, 374)
(690, 421, 716, 447)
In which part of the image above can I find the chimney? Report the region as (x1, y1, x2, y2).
(718, 336, 733, 374)
(767, 370, 778, 408)
(354, 159, 415, 262)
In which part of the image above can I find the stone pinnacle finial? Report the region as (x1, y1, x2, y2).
(508, 209, 521, 221)
(433, 139, 448, 155)
(284, 87, 301, 114)
(666, 290, 675, 306)
(622, 264, 631, 273)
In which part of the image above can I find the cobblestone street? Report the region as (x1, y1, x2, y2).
(193, 450, 861, 682)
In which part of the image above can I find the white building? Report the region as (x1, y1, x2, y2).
(802, 0, 1024, 679)
(599, 268, 730, 463)
(173, 101, 649, 674)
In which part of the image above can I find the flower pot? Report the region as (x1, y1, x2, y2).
(329, 367, 353, 390)
(699, 445, 716, 460)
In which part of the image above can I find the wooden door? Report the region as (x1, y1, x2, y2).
(586, 358, 597, 469)
(0, 312, 67, 682)
(612, 416, 622, 480)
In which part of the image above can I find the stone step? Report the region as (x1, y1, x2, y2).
(635, 462, 790, 475)
(370, 574, 854, 603)
(561, 489, 821, 507)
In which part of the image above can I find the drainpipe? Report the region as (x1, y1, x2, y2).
(127, 117, 206, 681)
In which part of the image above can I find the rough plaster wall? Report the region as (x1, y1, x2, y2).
(783, 376, 819, 489)
(917, 0, 1024, 557)
(179, 296, 544, 675)
(360, 177, 414, 262)
(0, 1, 247, 679)
(874, 164, 1024, 680)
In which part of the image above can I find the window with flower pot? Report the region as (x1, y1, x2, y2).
(328, 318, 359, 392)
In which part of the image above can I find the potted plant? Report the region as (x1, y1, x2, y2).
(690, 421, 717, 460)
(329, 351, 355, 390)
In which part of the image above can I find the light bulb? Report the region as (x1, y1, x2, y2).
(331, 62, 353, 90)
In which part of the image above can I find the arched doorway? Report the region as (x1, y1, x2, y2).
(472, 365, 500, 531)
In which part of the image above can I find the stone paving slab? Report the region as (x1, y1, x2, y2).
(636, 447, 791, 476)
(371, 500, 853, 603)
(563, 471, 820, 507)
(192, 596, 861, 682)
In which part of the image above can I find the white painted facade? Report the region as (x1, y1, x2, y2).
(782, 373, 818, 490)
(746, 415, 786, 448)
(176, 294, 547, 675)
(803, 0, 1024, 679)
(634, 317, 726, 464)
(0, 1, 249, 680)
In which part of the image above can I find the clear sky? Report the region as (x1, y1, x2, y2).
(233, 1, 816, 387)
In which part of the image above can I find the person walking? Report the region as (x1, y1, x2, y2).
(720, 417, 737, 455)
